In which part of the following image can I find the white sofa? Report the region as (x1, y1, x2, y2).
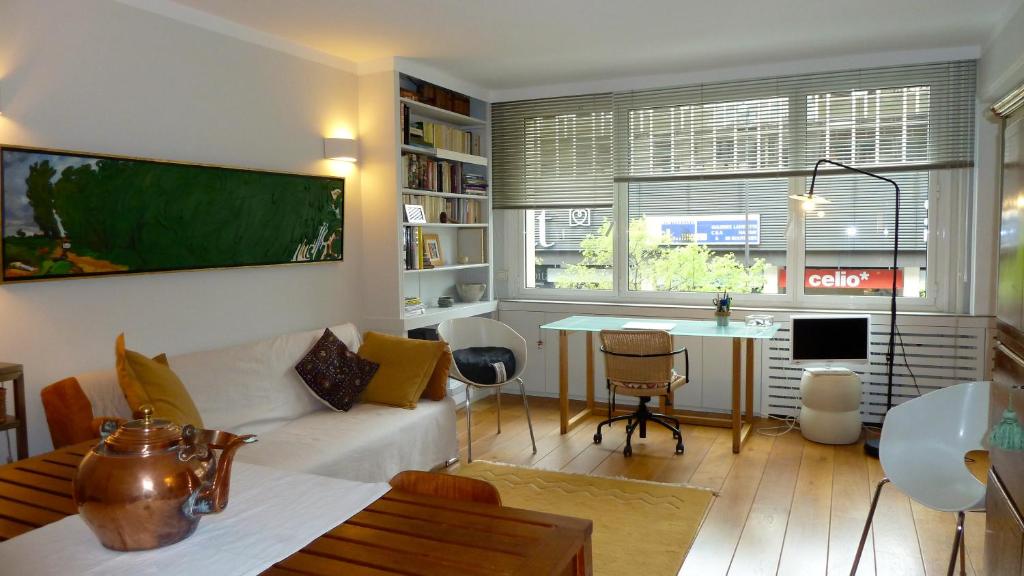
(72, 323, 459, 483)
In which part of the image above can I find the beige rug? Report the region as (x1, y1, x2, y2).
(455, 461, 715, 576)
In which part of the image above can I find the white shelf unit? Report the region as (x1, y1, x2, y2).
(358, 68, 494, 335)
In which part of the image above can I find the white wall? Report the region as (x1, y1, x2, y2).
(0, 0, 362, 458)
(973, 0, 1024, 316)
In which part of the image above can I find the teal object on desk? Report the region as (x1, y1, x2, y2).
(540, 316, 780, 339)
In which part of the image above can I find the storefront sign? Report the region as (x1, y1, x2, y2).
(651, 214, 761, 245)
(779, 268, 904, 289)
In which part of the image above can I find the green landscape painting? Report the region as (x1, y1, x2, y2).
(1, 146, 344, 282)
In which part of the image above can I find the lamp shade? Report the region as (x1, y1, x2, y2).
(324, 137, 358, 162)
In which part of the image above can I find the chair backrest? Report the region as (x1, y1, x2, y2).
(389, 470, 502, 506)
(879, 380, 989, 511)
(600, 330, 674, 385)
(437, 317, 527, 382)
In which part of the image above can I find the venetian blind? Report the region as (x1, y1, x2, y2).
(492, 94, 614, 208)
(613, 61, 976, 180)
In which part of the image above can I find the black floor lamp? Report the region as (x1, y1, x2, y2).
(791, 158, 900, 458)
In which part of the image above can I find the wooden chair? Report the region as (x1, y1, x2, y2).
(389, 470, 502, 506)
(594, 329, 688, 457)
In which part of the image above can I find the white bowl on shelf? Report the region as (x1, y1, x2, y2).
(456, 283, 487, 303)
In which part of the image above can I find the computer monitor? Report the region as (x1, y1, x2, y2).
(790, 314, 871, 365)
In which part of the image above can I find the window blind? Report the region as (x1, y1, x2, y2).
(492, 94, 614, 209)
(613, 61, 976, 180)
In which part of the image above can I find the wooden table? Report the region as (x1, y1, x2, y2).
(0, 363, 28, 461)
(541, 316, 780, 453)
(0, 442, 593, 575)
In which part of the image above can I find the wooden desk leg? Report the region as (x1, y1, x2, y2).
(13, 373, 27, 460)
(732, 338, 741, 453)
(745, 338, 755, 424)
(585, 332, 595, 418)
(560, 330, 570, 435)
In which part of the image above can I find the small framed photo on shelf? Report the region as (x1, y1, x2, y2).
(423, 233, 444, 267)
(404, 204, 427, 224)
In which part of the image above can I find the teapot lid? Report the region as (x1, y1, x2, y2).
(104, 405, 183, 453)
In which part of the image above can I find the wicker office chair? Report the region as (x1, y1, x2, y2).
(593, 329, 688, 456)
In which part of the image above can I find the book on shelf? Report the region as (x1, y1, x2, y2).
(457, 228, 487, 264)
(402, 194, 483, 224)
(404, 227, 424, 270)
(403, 297, 427, 317)
(401, 104, 481, 156)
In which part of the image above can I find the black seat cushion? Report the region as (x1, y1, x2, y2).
(453, 347, 516, 384)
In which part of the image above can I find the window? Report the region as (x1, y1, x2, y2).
(802, 171, 930, 297)
(524, 207, 613, 290)
(626, 178, 788, 294)
(494, 61, 976, 309)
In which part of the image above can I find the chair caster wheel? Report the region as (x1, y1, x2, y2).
(623, 445, 633, 457)
(675, 442, 685, 454)
(593, 433, 602, 444)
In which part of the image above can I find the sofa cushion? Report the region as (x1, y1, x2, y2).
(421, 344, 451, 401)
(235, 397, 458, 483)
(168, 323, 362, 435)
(295, 329, 378, 412)
(358, 332, 444, 409)
(116, 334, 204, 428)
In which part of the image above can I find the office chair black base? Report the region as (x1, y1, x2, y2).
(594, 396, 684, 457)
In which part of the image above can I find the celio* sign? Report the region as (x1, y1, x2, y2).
(778, 268, 904, 290)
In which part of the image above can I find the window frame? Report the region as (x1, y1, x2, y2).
(506, 168, 965, 313)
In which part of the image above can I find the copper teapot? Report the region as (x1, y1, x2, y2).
(73, 406, 256, 551)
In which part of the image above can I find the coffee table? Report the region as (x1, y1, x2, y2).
(0, 442, 593, 575)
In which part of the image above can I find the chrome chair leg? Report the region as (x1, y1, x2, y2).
(519, 378, 537, 454)
(465, 385, 474, 463)
(947, 511, 966, 576)
(496, 386, 501, 434)
(850, 477, 890, 576)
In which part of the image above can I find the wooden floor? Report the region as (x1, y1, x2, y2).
(453, 394, 989, 576)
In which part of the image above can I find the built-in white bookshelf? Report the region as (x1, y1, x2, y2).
(358, 68, 495, 335)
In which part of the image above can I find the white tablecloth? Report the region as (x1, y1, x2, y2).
(0, 462, 390, 576)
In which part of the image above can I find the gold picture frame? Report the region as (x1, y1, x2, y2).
(423, 233, 444, 267)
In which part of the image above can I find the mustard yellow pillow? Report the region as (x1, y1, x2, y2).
(115, 334, 204, 428)
(358, 332, 444, 409)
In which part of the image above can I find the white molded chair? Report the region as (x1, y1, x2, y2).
(850, 381, 989, 576)
(437, 317, 537, 462)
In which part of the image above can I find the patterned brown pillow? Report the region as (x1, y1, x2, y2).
(295, 329, 379, 411)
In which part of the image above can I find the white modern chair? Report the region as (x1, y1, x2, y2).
(850, 380, 989, 576)
(437, 317, 537, 462)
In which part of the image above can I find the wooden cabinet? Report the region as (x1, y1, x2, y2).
(986, 470, 1024, 575)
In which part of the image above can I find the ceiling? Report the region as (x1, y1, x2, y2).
(172, 0, 1019, 90)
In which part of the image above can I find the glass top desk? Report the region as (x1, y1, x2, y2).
(540, 316, 780, 454)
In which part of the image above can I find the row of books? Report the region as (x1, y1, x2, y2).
(402, 153, 486, 195)
(403, 227, 427, 270)
(403, 296, 426, 317)
(402, 104, 482, 155)
(402, 194, 483, 224)
(464, 173, 488, 195)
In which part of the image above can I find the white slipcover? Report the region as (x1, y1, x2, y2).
(73, 324, 458, 482)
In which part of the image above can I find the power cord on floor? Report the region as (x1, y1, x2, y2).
(756, 414, 800, 437)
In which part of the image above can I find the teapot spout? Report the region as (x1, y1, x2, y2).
(184, 430, 256, 518)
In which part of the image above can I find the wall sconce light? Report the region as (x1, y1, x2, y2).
(324, 137, 358, 162)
